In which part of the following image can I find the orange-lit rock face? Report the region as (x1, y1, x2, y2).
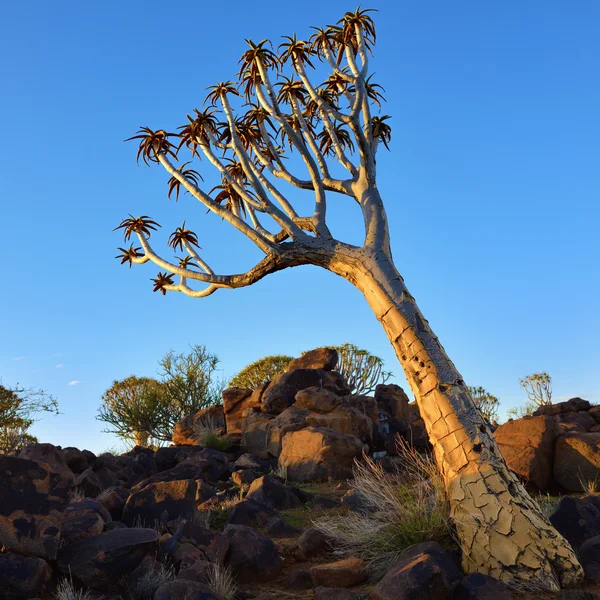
(0, 455, 70, 560)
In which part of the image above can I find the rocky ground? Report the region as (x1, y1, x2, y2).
(3, 348, 600, 599)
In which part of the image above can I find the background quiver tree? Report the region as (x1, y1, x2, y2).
(327, 342, 392, 395)
(229, 354, 294, 389)
(0, 383, 58, 454)
(468, 386, 500, 425)
(116, 7, 583, 588)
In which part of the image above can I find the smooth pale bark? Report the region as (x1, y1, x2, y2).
(326, 245, 583, 590)
(134, 431, 149, 448)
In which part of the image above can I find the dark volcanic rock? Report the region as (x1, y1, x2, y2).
(155, 579, 225, 600)
(370, 542, 462, 600)
(310, 557, 368, 588)
(0, 455, 70, 560)
(224, 524, 283, 583)
(549, 496, 600, 550)
(453, 573, 514, 600)
(96, 485, 130, 521)
(57, 527, 158, 588)
(246, 475, 303, 510)
(0, 552, 53, 600)
(287, 348, 339, 371)
(60, 498, 112, 546)
(226, 499, 277, 528)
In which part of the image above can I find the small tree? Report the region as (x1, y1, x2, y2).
(155, 344, 224, 440)
(230, 354, 294, 389)
(0, 383, 58, 453)
(328, 343, 391, 395)
(468, 386, 499, 424)
(97, 345, 223, 445)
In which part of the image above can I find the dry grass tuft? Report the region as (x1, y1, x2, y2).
(129, 561, 176, 599)
(205, 562, 237, 600)
(314, 437, 454, 574)
(54, 577, 100, 600)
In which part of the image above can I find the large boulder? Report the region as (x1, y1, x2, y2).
(176, 522, 229, 564)
(62, 447, 90, 473)
(549, 495, 600, 550)
(60, 498, 112, 546)
(554, 432, 600, 491)
(375, 384, 411, 421)
(306, 405, 373, 444)
(241, 411, 276, 459)
(155, 580, 225, 600)
(96, 485, 130, 521)
(578, 536, 600, 584)
(370, 542, 462, 600)
(453, 573, 513, 600)
(261, 369, 350, 414)
(554, 411, 597, 432)
(57, 528, 158, 588)
(173, 405, 226, 445)
(19, 442, 76, 487)
(533, 397, 591, 416)
(265, 405, 310, 457)
(287, 347, 338, 371)
(222, 387, 254, 435)
(295, 386, 343, 413)
(279, 427, 365, 482)
(122, 478, 215, 526)
(224, 524, 283, 583)
(0, 455, 70, 560)
(494, 415, 557, 490)
(310, 557, 368, 588)
(226, 499, 277, 528)
(246, 475, 303, 510)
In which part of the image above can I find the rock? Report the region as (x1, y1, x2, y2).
(177, 523, 229, 564)
(155, 579, 225, 600)
(344, 394, 380, 424)
(75, 467, 104, 497)
(287, 347, 339, 371)
(57, 528, 158, 588)
(0, 455, 70, 560)
(96, 485, 130, 521)
(370, 542, 462, 600)
(246, 475, 302, 510)
(288, 568, 313, 589)
(0, 553, 53, 600)
(453, 573, 514, 600)
(224, 524, 283, 583)
(262, 369, 350, 415)
(264, 405, 310, 457)
(173, 405, 226, 445)
(122, 479, 215, 526)
(375, 384, 411, 421)
(178, 557, 213, 583)
(299, 528, 328, 554)
(310, 557, 368, 588)
(295, 386, 343, 413)
(60, 498, 111, 546)
(306, 405, 373, 444)
(578, 536, 600, 583)
(62, 447, 90, 473)
(226, 499, 277, 528)
(314, 588, 360, 600)
(554, 411, 597, 432)
(266, 516, 301, 537)
(341, 489, 373, 515)
(549, 496, 600, 550)
(233, 453, 266, 471)
(554, 432, 600, 491)
(241, 412, 276, 459)
(494, 415, 557, 491)
(222, 388, 254, 435)
(533, 398, 591, 416)
(279, 427, 365, 482)
(232, 469, 258, 487)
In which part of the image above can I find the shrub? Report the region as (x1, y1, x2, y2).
(198, 430, 230, 452)
(205, 563, 237, 600)
(229, 355, 294, 389)
(328, 343, 392, 395)
(314, 437, 453, 574)
(97, 345, 224, 445)
(0, 383, 58, 454)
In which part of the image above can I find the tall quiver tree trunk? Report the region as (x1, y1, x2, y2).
(336, 246, 582, 590)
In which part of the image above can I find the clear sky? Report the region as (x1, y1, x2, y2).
(1, 1, 598, 453)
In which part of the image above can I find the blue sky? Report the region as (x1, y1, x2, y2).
(1, 1, 598, 452)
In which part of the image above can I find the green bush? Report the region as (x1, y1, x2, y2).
(229, 355, 293, 389)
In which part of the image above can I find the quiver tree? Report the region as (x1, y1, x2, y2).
(118, 8, 582, 588)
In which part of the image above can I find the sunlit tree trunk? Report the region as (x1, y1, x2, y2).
(327, 245, 582, 589)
